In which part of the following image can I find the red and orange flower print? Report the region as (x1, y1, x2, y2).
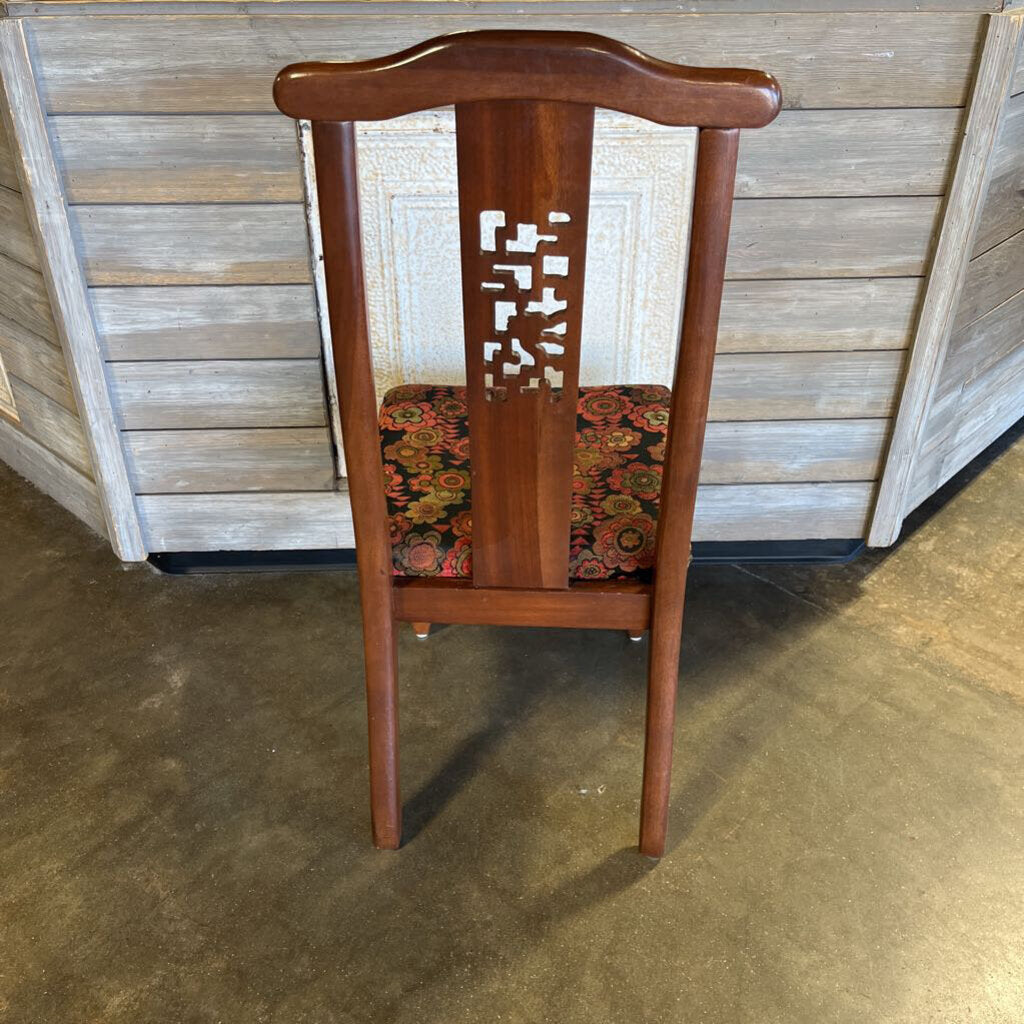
(379, 384, 670, 580)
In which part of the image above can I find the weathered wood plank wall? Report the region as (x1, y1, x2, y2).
(0, 92, 104, 534)
(908, 24, 1024, 508)
(16, 6, 990, 550)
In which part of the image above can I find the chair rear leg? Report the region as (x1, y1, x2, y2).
(362, 609, 401, 849)
(638, 617, 684, 858)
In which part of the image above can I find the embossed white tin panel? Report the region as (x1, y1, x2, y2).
(352, 110, 696, 401)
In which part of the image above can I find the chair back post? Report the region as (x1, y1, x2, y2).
(640, 127, 741, 849)
(311, 121, 401, 843)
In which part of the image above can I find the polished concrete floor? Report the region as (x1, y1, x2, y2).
(2, 427, 1022, 1024)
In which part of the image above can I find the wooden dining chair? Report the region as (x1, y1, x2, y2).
(274, 30, 780, 858)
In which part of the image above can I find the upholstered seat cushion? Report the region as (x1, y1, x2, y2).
(380, 384, 670, 581)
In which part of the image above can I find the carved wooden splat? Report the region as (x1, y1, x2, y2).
(478, 209, 574, 400)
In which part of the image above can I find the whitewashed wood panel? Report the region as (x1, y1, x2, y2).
(7, 373, 93, 475)
(941, 286, 1024, 400)
(28, 14, 985, 113)
(92, 285, 321, 360)
(69, 196, 942, 287)
(136, 480, 874, 551)
(736, 108, 961, 199)
(105, 350, 902, 428)
(4, 0, 1003, 14)
(119, 418, 886, 495)
(954, 227, 1024, 330)
(0, 252, 57, 343)
(51, 113, 302, 203)
(69, 204, 310, 285)
(709, 351, 904, 420)
(699, 419, 888, 483)
(971, 90, 1024, 257)
(717, 278, 920, 353)
(49, 107, 962, 204)
(0, 183, 39, 269)
(0, 414, 105, 536)
(107, 359, 329, 429)
(0, 313, 76, 410)
(909, 341, 1024, 508)
(85, 278, 921, 364)
(122, 427, 336, 493)
(0, 114, 18, 192)
(726, 196, 942, 279)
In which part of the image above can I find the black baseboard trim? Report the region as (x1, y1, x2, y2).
(149, 538, 864, 575)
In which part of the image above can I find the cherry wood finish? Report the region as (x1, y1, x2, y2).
(393, 578, 651, 631)
(456, 99, 593, 588)
(276, 30, 780, 858)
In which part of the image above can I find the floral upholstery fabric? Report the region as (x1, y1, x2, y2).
(380, 384, 670, 581)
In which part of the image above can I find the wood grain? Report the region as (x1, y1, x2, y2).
(726, 196, 942, 280)
(1, 20, 143, 557)
(0, 252, 58, 344)
(91, 285, 321, 359)
(69, 204, 311, 286)
(971, 90, 1024, 257)
(939, 285, 1024, 400)
(52, 108, 961, 204)
(28, 14, 985, 113)
(134, 480, 874, 551)
(955, 227, 1024, 330)
(51, 113, 302, 203)
(708, 350, 905, 420)
(735, 108, 961, 199)
(0, 114, 18, 192)
(0, 413, 105, 535)
(7, 373, 93, 476)
(717, 278, 921, 352)
(699, 419, 888, 482)
(122, 427, 336, 493)
(68, 197, 943, 286)
(107, 359, 329, 429)
(867, 12, 1024, 548)
(0, 183, 40, 269)
(0, 313, 76, 411)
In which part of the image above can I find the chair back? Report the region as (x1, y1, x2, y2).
(275, 31, 781, 590)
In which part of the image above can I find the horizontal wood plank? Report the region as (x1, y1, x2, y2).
(92, 285, 321, 359)
(29, 14, 986, 113)
(7, 373, 93, 476)
(0, 414, 105, 536)
(0, 252, 57, 343)
(736, 108, 961, 199)
(0, 115, 18, 192)
(106, 351, 903, 428)
(70, 204, 310, 285)
(122, 427, 336, 492)
(971, 90, 1024, 257)
(954, 227, 1024, 330)
(699, 419, 888, 482)
(939, 286, 1024, 401)
(107, 359, 329, 428)
(136, 480, 875, 551)
(0, 183, 39, 269)
(51, 107, 962, 203)
(0, 313, 76, 410)
(708, 351, 905, 420)
(717, 277, 921, 352)
(726, 196, 942, 279)
(909, 341, 1024, 509)
(70, 198, 942, 286)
